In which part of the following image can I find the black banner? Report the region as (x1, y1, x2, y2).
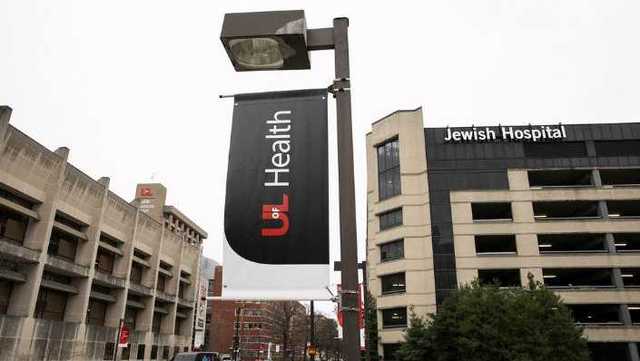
(224, 89, 329, 265)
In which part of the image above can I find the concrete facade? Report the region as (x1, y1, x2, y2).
(0, 106, 207, 361)
(366, 108, 640, 361)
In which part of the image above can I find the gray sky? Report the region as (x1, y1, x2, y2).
(2, 0, 640, 315)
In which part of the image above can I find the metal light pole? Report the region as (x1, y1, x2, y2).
(220, 11, 360, 361)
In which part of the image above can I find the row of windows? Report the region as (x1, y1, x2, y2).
(474, 233, 640, 254)
(376, 136, 640, 202)
(471, 200, 640, 221)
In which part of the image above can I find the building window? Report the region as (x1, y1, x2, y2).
(471, 203, 512, 221)
(379, 208, 402, 231)
(157, 275, 167, 292)
(103, 343, 115, 360)
(382, 307, 407, 328)
(0, 209, 28, 244)
(0, 280, 13, 314)
(86, 299, 107, 325)
(136, 345, 145, 360)
(533, 201, 600, 220)
(95, 250, 115, 274)
(382, 344, 402, 361)
(152, 313, 163, 333)
(474, 235, 517, 254)
(613, 233, 640, 252)
(125, 307, 138, 330)
(34, 288, 68, 321)
(163, 346, 170, 360)
(380, 273, 406, 295)
(47, 230, 78, 261)
(380, 240, 404, 262)
(130, 263, 144, 284)
(150, 345, 158, 360)
(377, 138, 401, 200)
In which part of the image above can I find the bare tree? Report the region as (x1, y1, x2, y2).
(271, 301, 307, 361)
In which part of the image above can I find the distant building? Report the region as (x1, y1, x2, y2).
(196, 256, 218, 350)
(366, 108, 640, 361)
(208, 266, 306, 361)
(0, 106, 207, 361)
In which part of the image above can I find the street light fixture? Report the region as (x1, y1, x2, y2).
(220, 10, 360, 361)
(220, 10, 311, 71)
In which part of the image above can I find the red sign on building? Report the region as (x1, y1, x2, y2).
(118, 324, 130, 348)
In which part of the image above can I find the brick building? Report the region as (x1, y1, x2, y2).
(208, 266, 307, 361)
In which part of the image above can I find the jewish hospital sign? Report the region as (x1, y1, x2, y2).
(444, 124, 567, 143)
(223, 89, 330, 300)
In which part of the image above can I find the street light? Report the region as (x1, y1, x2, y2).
(220, 10, 360, 361)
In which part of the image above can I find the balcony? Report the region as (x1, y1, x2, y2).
(93, 270, 126, 289)
(155, 289, 176, 303)
(45, 255, 90, 278)
(177, 296, 195, 308)
(0, 236, 40, 263)
(129, 282, 154, 297)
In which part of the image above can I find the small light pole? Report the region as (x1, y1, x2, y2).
(220, 10, 360, 361)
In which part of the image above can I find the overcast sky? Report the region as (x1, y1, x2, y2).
(2, 0, 640, 315)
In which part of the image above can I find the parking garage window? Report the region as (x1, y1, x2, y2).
(382, 307, 407, 328)
(528, 169, 593, 188)
(607, 200, 640, 218)
(475, 235, 517, 254)
(523, 141, 587, 158)
(542, 268, 614, 288)
(533, 201, 600, 220)
(567, 304, 622, 324)
(471, 202, 512, 221)
(381, 273, 406, 295)
(588, 343, 631, 361)
(595, 140, 640, 157)
(614, 233, 640, 252)
(621, 268, 640, 287)
(478, 269, 521, 287)
(537, 233, 607, 253)
(600, 168, 640, 186)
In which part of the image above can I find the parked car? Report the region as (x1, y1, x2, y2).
(220, 354, 232, 361)
(171, 352, 220, 361)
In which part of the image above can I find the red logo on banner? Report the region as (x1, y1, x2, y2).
(140, 187, 153, 197)
(337, 284, 364, 329)
(118, 324, 129, 347)
(261, 194, 290, 237)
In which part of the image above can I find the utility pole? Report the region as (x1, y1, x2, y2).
(310, 301, 315, 361)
